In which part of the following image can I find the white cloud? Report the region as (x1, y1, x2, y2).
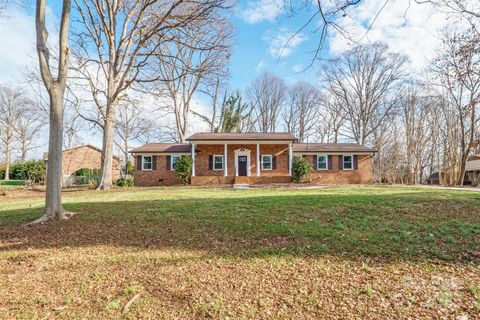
(240, 0, 283, 24)
(0, 7, 36, 83)
(327, 0, 455, 72)
(0, 5, 60, 84)
(255, 59, 268, 72)
(292, 63, 304, 73)
(266, 29, 307, 58)
(189, 96, 212, 134)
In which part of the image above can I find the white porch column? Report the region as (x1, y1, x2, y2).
(224, 143, 228, 176)
(256, 143, 260, 176)
(289, 143, 293, 176)
(191, 143, 195, 177)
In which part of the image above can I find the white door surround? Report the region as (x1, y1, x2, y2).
(234, 148, 251, 177)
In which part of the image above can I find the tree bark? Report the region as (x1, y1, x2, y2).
(97, 113, 115, 190)
(28, 0, 72, 224)
(43, 87, 67, 220)
(21, 146, 26, 163)
(4, 140, 10, 180)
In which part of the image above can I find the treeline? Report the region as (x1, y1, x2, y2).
(193, 35, 479, 186)
(0, 86, 45, 180)
(0, 1, 478, 191)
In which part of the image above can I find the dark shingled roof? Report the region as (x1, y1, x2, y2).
(130, 140, 375, 154)
(129, 143, 191, 153)
(293, 143, 376, 153)
(187, 132, 297, 141)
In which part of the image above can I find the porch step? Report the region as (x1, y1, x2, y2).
(234, 176, 250, 185)
(233, 184, 250, 189)
(233, 176, 251, 189)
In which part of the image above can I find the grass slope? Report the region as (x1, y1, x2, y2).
(0, 186, 479, 319)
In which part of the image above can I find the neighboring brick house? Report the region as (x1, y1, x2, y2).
(130, 132, 376, 186)
(59, 145, 122, 184)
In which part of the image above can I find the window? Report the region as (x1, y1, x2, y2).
(142, 155, 152, 170)
(171, 155, 181, 170)
(213, 155, 224, 170)
(343, 155, 353, 170)
(261, 155, 272, 170)
(317, 155, 328, 170)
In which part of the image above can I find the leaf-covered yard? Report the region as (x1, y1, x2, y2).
(0, 186, 479, 319)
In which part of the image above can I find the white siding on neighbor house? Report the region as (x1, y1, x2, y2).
(465, 158, 480, 171)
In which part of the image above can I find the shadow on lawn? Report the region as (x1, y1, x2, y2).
(0, 192, 479, 262)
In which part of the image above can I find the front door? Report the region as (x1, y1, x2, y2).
(238, 156, 248, 176)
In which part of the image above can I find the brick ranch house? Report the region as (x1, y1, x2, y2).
(130, 133, 375, 186)
(46, 145, 122, 185)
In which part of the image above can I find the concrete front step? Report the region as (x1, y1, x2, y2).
(233, 184, 250, 189)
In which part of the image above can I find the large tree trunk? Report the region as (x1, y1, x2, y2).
(4, 140, 10, 180)
(21, 142, 27, 162)
(29, 0, 72, 224)
(97, 115, 115, 190)
(30, 87, 69, 223)
(44, 88, 67, 219)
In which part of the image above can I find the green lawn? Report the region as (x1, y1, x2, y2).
(0, 186, 479, 319)
(0, 180, 25, 189)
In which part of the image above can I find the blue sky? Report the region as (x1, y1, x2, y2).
(228, 2, 321, 89)
(226, 0, 453, 91)
(0, 0, 450, 91)
(0, 1, 319, 89)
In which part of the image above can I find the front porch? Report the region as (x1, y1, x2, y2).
(188, 136, 295, 186)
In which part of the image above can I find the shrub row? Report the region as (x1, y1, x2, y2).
(0, 160, 46, 182)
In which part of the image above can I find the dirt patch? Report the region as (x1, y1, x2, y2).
(0, 244, 478, 319)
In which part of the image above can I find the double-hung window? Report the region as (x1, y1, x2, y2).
(261, 155, 272, 170)
(171, 155, 181, 170)
(317, 155, 328, 170)
(142, 155, 152, 170)
(213, 155, 224, 170)
(343, 155, 353, 170)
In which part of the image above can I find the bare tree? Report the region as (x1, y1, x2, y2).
(430, 28, 480, 185)
(281, 0, 368, 68)
(195, 77, 226, 132)
(417, 0, 479, 19)
(320, 42, 407, 145)
(72, 0, 228, 189)
(25, 67, 83, 150)
(63, 112, 82, 149)
(15, 102, 45, 162)
(317, 94, 346, 143)
(370, 109, 403, 183)
(247, 72, 286, 132)
(32, 0, 72, 222)
(115, 99, 154, 166)
(283, 81, 321, 142)
(401, 87, 432, 184)
(153, 16, 231, 142)
(0, 86, 26, 179)
(194, 92, 251, 133)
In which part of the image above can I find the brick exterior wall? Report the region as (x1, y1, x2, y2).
(133, 144, 374, 186)
(302, 154, 373, 184)
(62, 145, 121, 180)
(194, 144, 290, 177)
(134, 155, 181, 186)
